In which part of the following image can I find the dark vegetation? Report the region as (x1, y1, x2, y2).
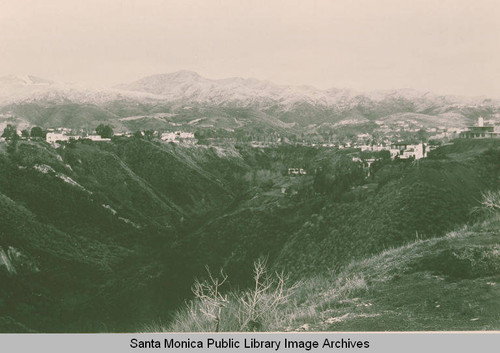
(163, 213, 500, 332)
(95, 124, 113, 138)
(0, 138, 499, 332)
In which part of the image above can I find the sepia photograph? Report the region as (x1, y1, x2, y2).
(0, 0, 499, 339)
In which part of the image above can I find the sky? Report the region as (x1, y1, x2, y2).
(0, 0, 499, 97)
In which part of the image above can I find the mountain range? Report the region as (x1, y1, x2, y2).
(0, 71, 499, 130)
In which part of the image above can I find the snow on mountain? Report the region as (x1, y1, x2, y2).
(116, 71, 500, 111)
(115, 70, 357, 108)
(0, 75, 55, 104)
(1, 71, 498, 111)
(0, 74, 54, 86)
(0, 75, 162, 105)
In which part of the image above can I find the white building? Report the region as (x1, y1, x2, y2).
(161, 131, 196, 143)
(87, 135, 111, 142)
(288, 168, 307, 176)
(46, 132, 70, 143)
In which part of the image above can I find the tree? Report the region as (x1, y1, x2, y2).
(417, 128, 428, 142)
(2, 124, 19, 140)
(313, 157, 365, 198)
(3, 125, 19, 155)
(194, 130, 205, 140)
(21, 129, 30, 139)
(30, 126, 44, 139)
(95, 124, 113, 138)
(313, 167, 327, 194)
(143, 130, 155, 140)
(6, 138, 18, 155)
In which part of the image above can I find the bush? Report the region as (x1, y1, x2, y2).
(166, 260, 299, 332)
(190, 266, 229, 332)
(479, 190, 500, 214)
(237, 259, 298, 331)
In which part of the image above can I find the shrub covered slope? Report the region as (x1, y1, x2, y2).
(0, 138, 498, 331)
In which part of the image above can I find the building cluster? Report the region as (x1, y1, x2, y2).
(389, 142, 428, 160)
(45, 130, 111, 144)
(42, 128, 197, 145)
(350, 141, 432, 160)
(268, 118, 466, 152)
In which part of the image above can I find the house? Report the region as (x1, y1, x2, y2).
(357, 133, 371, 141)
(87, 135, 111, 142)
(288, 168, 307, 176)
(460, 117, 500, 139)
(161, 131, 196, 143)
(46, 132, 70, 143)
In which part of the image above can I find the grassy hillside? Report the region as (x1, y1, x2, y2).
(161, 209, 500, 332)
(284, 214, 500, 331)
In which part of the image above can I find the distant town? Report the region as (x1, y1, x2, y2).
(1, 117, 498, 165)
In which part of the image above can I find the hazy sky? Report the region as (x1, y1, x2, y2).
(0, 0, 499, 97)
